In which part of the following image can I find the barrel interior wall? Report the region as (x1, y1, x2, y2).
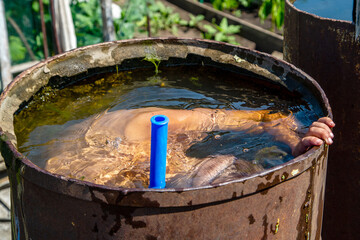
(284, 2, 360, 239)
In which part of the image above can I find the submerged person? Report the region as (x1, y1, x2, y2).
(45, 107, 335, 188)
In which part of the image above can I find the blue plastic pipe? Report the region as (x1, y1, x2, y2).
(149, 115, 169, 189)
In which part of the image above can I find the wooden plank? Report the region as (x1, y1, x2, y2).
(101, 0, 116, 42)
(0, 0, 12, 90)
(166, 0, 283, 53)
(10, 61, 39, 75)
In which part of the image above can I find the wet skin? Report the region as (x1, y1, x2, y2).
(89, 108, 335, 156)
(45, 108, 335, 188)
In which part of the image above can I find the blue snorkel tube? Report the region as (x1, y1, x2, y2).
(149, 115, 169, 189)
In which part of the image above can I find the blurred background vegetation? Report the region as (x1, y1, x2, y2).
(4, 0, 284, 65)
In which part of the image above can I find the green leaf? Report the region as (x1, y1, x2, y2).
(32, 1, 39, 12)
(212, 0, 223, 10)
(233, 10, 241, 18)
(9, 35, 27, 62)
(171, 25, 178, 35)
(219, 18, 228, 31)
(239, 0, 251, 7)
(259, 0, 272, 21)
(227, 36, 238, 45)
(215, 32, 225, 42)
(227, 25, 241, 34)
(179, 19, 188, 26)
(203, 24, 217, 35)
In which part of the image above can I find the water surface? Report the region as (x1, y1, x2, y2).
(294, 0, 354, 21)
(14, 65, 321, 188)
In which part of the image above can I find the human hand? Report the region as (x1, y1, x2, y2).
(293, 117, 335, 156)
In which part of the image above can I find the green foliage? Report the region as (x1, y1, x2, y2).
(209, 0, 284, 30)
(143, 54, 161, 75)
(116, 1, 203, 38)
(147, 1, 183, 35)
(188, 14, 205, 28)
(238, 0, 252, 7)
(258, 0, 284, 30)
(212, 0, 239, 11)
(9, 36, 27, 62)
(211, 0, 253, 11)
(4, 0, 244, 65)
(70, 0, 103, 46)
(114, 0, 153, 39)
(4, 0, 52, 64)
(203, 18, 241, 45)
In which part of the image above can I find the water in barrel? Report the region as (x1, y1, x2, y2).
(14, 65, 321, 188)
(294, 0, 355, 22)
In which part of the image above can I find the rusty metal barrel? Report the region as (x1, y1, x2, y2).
(284, 1, 360, 239)
(0, 38, 331, 239)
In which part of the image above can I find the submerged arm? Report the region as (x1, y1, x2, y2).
(95, 108, 287, 142)
(93, 107, 335, 157)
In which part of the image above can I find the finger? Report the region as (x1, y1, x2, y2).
(306, 126, 333, 144)
(292, 136, 324, 156)
(317, 117, 335, 128)
(309, 122, 334, 138)
(301, 136, 324, 148)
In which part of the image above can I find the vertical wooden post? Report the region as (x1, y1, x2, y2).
(53, 0, 77, 52)
(39, 0, 49, 59)
(0, 0, 12, 90)
(101, 0, 115, 42)
(146, 0, 151, 37)
(50, 0, 62, 54)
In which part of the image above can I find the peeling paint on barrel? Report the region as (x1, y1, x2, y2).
(0, 38, 331, 239)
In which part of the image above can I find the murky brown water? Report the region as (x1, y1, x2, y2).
(14, 65, 322, 188)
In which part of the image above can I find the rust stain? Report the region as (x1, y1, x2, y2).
(248, 214, 256, 225)
(261, 214, 269, 240)
(257, 175, 280, 195)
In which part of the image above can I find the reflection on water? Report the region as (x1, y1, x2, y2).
(14, 65, 321, 188)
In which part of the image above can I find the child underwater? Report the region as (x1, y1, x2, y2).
(45, 107, 335, 188)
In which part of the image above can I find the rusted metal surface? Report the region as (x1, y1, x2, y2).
(284, 1, 360, 239)
(0, 38, 331, 239)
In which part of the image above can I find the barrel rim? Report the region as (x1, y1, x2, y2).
(0, 38, 332, 207)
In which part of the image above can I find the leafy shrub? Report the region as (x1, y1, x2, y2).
(5, 0, 52, 63)
(258, 0, 284, 30)
(203, 18, 241, 45)
(70, 0, 103, 46)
